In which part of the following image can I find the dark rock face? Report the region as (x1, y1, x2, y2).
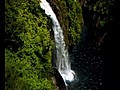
(69, 1, 118, 90)
(52, 68, 66, 90)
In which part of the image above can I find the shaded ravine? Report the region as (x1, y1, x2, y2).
(40, 0, 103, 90)
(40, 0, 117, 90)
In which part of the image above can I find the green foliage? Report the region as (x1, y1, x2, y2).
(84, 0, 114, 28)
(50, 0, 83, 45)
(5, 0, 54, 89)
(66, 0, 83, 44)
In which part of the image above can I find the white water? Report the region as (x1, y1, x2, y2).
(40, 0, 75, 85)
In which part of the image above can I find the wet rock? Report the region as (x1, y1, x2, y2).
(52, 67, 66, 90)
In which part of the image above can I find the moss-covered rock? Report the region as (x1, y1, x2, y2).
(48, 0, 84, 45)
(5, 0, 54, 89)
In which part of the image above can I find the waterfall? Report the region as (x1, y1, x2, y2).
(40, 0, 75, 85)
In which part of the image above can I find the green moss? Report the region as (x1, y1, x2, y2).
(5, 0, 54, 89)
(67, 0, 83, 45)
(5, 0, 84, 89)
(49, 0, 83, 45)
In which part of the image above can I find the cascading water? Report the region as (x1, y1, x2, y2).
(40, 0, 75, 86)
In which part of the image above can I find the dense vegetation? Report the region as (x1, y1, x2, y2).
(5, 0, 116, 90)
(48, 0, 84, 45)
(5, 0, 84, 89)
(5, 0, 54, 89)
